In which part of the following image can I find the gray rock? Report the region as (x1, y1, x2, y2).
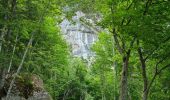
(2, 74, 52, 100)
(2, 96, 26, 100)
(60, 11, 98, 61)
(28, 92, 52, 100)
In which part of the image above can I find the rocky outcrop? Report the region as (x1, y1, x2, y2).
(0, 74, 52, 100)
(60, 11, 99, 60)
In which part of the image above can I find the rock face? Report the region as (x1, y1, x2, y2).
(28, 75, 52, 100)
(60, 11, 99, 61)
(1, 74, 52, 100)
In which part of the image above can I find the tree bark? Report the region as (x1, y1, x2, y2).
(0, 33, 4, 52)
(119, 52, 130, 100)
(138, 47, 148, 100)
(100, 65, 106, 100)
(0, 69, 6, 89)
(137, 40, 170, 100)
(0, 26, 7, 53)
(6, 34, 33, 98)
(146, 63, 170, 100)
(7, 35, 18, 73)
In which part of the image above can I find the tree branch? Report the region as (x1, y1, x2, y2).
(143, 0, 152, 15)
(147, 62, 170, 93)
(112, 28, 124, 54)
(144, 36, 170, 61)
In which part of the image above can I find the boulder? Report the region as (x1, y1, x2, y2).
(1, 74, 52, 100)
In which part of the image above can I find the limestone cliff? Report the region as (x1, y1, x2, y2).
(60, 11, 100, 61)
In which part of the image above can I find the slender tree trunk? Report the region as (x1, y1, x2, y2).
(141, 70, 157, 100)
(0, 69, 6, 89)
(6, 34, 33, 98)
(0, 26, 7, 53)
(11, 0, 17, 14)
(112, 62, 117, 100)
(0, 27, 7, 91)
(100, 65, 106, 100)
(0, 0, 9, 53)
(7, 35, 18, 73)
(138, 41, 148, 100)
(0, 33, 4, 52)
(119, 53, 130, 100)
(143, 90, 149, 100)
(138, 47, 170, 100)
(139, 58, 148, 100)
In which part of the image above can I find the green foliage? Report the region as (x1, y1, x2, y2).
(0, 0, 170, 100)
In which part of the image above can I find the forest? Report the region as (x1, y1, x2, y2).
(0, 0, 170, 100)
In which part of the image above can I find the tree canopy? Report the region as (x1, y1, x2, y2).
(0, 0, 170, 100)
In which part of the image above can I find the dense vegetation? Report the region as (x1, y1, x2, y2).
(0, 0, 170, 100)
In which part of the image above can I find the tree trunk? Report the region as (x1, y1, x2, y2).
(143, 89, 149, 100)
(0, 26, 7, 53)
(6, 34, 33, 98)
(112, 62, 117, 100)
(7, 35, 18, 73)
(100, 65, 106, 100)
(0, 33, 4, 52)
(138, 47, 148, 100)
(141, 65, 149, 100)
(119, 53, 130, 100)
(0, 69, 6, 89)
